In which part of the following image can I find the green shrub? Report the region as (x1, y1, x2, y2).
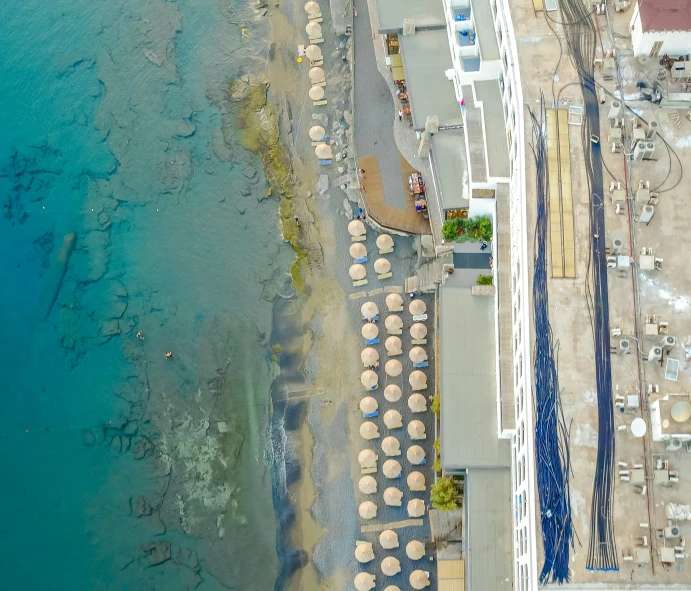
(433, 458, 441, 474)
(430, 477, 458, 511)
(477, 274, 493, 286)
(431, 395, 440, 417)
(441, 216, 492, 243)
(433, 438, 441, 455)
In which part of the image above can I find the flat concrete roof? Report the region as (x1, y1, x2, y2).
(439, 286, 510, 470)
(474, 80, 510, 179)
(400, 30, 463, 131)
(465, 468, 513, 591)
(470, 0, 500, 61)
(430, 130, 469, 212)
(373, 0, 446, 33)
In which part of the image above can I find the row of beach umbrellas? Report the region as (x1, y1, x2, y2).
(360, 321, 427, 340)
(355, 571, 431, 591)
(359, 394, 428, 415)
(356, 538, 425, 560)
(359, 299, 427, 319)
(360, 368, 427, 390)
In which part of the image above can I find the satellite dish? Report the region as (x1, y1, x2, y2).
(631, 418, 647, 437)
(671, 401, 691, 423)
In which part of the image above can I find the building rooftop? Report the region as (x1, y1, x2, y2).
(430, 130, 469, 212)
(400, 30, 463, 131)
(373, 0, 446, 33)
(470, 0, 500, 61)
(638, 0, 691, 33)
(439, 285, 511, 470)
(474, 80, 510, 179)
(465, 468, 513, 591)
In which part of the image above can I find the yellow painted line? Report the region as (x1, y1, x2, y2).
(546, 109, 564, 278)
(558, 109, 576, 278)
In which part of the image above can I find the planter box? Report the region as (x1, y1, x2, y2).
(471, 285, 496, 296)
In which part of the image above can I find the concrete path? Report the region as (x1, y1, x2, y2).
(352, 2, 408, 210)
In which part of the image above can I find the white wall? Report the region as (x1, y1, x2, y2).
(630, 3, 691, 56)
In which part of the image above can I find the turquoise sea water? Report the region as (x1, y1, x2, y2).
(0, 0, 294, 588)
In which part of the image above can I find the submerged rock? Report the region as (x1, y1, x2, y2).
(140, 541, 171, 566)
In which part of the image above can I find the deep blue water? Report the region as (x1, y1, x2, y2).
(0, 0, 293, 588)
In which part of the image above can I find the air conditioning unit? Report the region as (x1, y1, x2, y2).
(667, 439, 683, 452)
(608, 101, 622, 119)
(618, 338, 632, 355)
(639, 205, 655, 224)
(643, 141, 656, 159)
(633, 140, 647, 161)
(664, 526, 681, 539)
(647, 120, 658, 139)
(661, 336, 676, 352)
(648, 346, 662, 363)
(612, 238, 623, 255)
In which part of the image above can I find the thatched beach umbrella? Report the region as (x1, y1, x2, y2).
(304, 0, 320, 14)
(385, 335, 402, 354)
(409, 347, 428, 364)
(361, 322, 379, 340)
(305, 45, 322, 61)
(309, 85, 325, 101)
(374, 258, 391, 274)
(407, 445, 426, 465)
(382, 459, 402, 479)
(359, 475, 378, 495)
(381, 556, 401, 576)
(348, 219, 366, 237)
(349, 264, 367, 281)
(306, 21, 322, 37)
(385, 359, 402, 377)
(358, 448, 378, 468)
(308, 66, 325, 82)
(406, 540, 425, 560)
(410, 323, 428, 340)
(361, 370, 378, 390)
(355, 541, 375, 563)
(385, 315, 403, 332)
(360, 396, 378, 415)
(383, 487, 403, 507)
(360, 421, 380, 440)
(384, 586, 401, 591)
(409, 370, 427, 390)
(361, 301, 379, 319)
(384, 384, 402, 402)
(410, 570, 431, 589)
(408, 393, 428, 413)
(355, 572, 376, 591)
(408, 420, 426, 440)
(409, 299, 426, 316)
(381, 436, 401, 456)
(380, 529, 399, 549)
(361, 347, 379, 367)
(407, 471, 426, 491)
(315, 143, 333, 159)
(359, 500, 377, 520)
(377, 234, 394, 250)
(407, 498, 426, 518)
(309, 125, 326, 141)
(350, 242, 367, 260)
(386, 292, 403, 311)
(383, 409, 403, 429)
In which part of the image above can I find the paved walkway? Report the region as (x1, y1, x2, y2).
(353, 2, 408, 211)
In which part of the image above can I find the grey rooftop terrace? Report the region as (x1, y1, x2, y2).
(430, 130, 469, 212)
(373, 0, 446, 32)
(474, 80, 510, 179)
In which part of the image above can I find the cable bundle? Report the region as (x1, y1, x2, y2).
(556, 0, 618, 571)
(529, 101, 574, 584)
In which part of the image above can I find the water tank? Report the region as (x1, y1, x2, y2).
(648, 346, 662, 363)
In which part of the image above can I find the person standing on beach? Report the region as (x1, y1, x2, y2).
(398, 110, 403, 121)
(294, 215, 300, 227)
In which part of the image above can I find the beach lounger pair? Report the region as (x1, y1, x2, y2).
(363, 315, 379, 322)
(351, 235, 366, 242)
(379, 247, 394, 255)
(318, 159, 332, 165)
(387, 329, 402, 335)
(365, 338, 380, 345)
(411, 339, 427, 345)
(413, 313, 428, 322)
(413, 361, 429, 368)
(388, 350, 402, 357)
(354, 256, 368, 263)
(361, 465, 377, 475)
(353, 279, 368, 287)
(313, 99, 327, 106)
(363, 411, 379, 418)
(377, 272, 392, 280)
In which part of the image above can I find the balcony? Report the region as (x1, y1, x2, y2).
(461, 57, 481, 72)
(453, 7, 473, 31)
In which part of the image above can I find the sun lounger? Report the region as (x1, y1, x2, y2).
(353, 279, 368, 287)
(309, 37, 324, 44)
(387, 329, 402, 335)
(312, 99, 327, 106)
(387, 350, 402, 357)
(363, 315, 379, 322)
(418, 459, 427, 465)
(413, 361, 429, 368)
(411, 339, 427, 345)
(311, 140, 327, 146)
(361, 465, 377, 475)
(413, 313, 428, 322)
(354, 256, 368, 263)
(377, 272, 392, 280)
(318, 159, 332, 165)
(308, 13, 323, 21)
(351, 235, 366, 242)
(363, 411, 379, 418)
(314, 80, 326, 86)
(310, 59, 324, 66)
(365, 338, 380, 345)
(379, 247, 394, 255)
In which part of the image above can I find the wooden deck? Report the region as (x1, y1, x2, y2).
(358, 155, 431, 235)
